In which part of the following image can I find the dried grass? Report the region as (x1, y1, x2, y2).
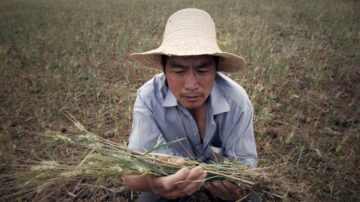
(0, 118, 306, 201)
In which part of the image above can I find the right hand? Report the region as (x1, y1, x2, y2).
(147, 154, 207, 199)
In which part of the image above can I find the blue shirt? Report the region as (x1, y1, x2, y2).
(128, 72, 258, 168)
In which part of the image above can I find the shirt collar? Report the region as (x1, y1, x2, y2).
(210, 77, 230, 115)
(162, 88, 178, 107)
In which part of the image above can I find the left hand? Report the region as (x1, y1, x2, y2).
(148, 154, 207, 199)
(205, 180, 249, 200)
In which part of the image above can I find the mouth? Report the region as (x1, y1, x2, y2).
(183, 95, 200, 102)
(180, 93, 204, 102)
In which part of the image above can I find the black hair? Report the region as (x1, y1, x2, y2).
(214, 56, 219, 71)
(161, 55, 168, 72)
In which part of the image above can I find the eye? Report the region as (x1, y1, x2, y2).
(171, 67, 186, 74)
(174, 70, 185, 74)
(197, 68, 210, 74)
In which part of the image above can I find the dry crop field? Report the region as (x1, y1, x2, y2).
(0, 0, 359, 201)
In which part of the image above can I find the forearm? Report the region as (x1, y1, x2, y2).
(122, 174, 154, 192)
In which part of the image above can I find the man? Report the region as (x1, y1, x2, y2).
(123, 8, 258, 201)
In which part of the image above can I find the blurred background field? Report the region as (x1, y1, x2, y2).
(0, 0, 359, 201)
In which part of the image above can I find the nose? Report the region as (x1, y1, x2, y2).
(184, 70, 199, 90)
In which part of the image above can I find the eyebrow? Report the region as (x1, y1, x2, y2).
(169, 61, 185, 68)
(196, 62, 212, 68)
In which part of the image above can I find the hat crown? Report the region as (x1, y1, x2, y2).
(160, 8, 221, 55)
(130, 8, 246, 72)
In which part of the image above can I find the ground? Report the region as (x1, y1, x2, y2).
(0, 0, 359, 201)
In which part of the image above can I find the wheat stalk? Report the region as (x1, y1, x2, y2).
(0, 118, 303, 201)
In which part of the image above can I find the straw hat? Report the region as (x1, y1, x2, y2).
(130, 8, 246, 72)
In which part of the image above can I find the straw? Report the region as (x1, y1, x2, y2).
(0, 118, 304, 201)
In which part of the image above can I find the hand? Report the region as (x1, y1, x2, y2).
(147, 155, 207, 199)
(205, 180, 249, 201)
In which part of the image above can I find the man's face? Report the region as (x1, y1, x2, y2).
(164, 55, 216, 110)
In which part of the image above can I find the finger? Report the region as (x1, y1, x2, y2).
(161, 167, 189, 190)
(212, 181, 231, 200)
(223, 181, 250, 199)
(214, 181, 228, 194)
(222, 180, 240, 193)
(182, 169, 207, 191)
(176, 166, 205, 189)
(222, 181, 243, 199)
(204, 182, 212, 190)
(205, 181, 223, 198)
(205, 181, 246, 200)
(221, 181, 249, 200)
(182, 171, 207, 195)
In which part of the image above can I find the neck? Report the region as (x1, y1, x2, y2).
(188, 102, 207, 118)
(188, 102, 207, 140)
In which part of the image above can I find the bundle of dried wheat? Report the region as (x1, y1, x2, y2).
(0, 118, 304, 201)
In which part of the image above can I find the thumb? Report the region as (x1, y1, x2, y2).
(162, 167, 189, 190)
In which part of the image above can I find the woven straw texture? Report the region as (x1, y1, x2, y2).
(131, 8, 246, 72)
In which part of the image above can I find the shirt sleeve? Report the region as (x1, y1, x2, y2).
(128, 93, 178, 155)
(222, 105, 258, 168)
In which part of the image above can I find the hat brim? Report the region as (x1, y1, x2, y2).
(130, 48, 246, 73)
